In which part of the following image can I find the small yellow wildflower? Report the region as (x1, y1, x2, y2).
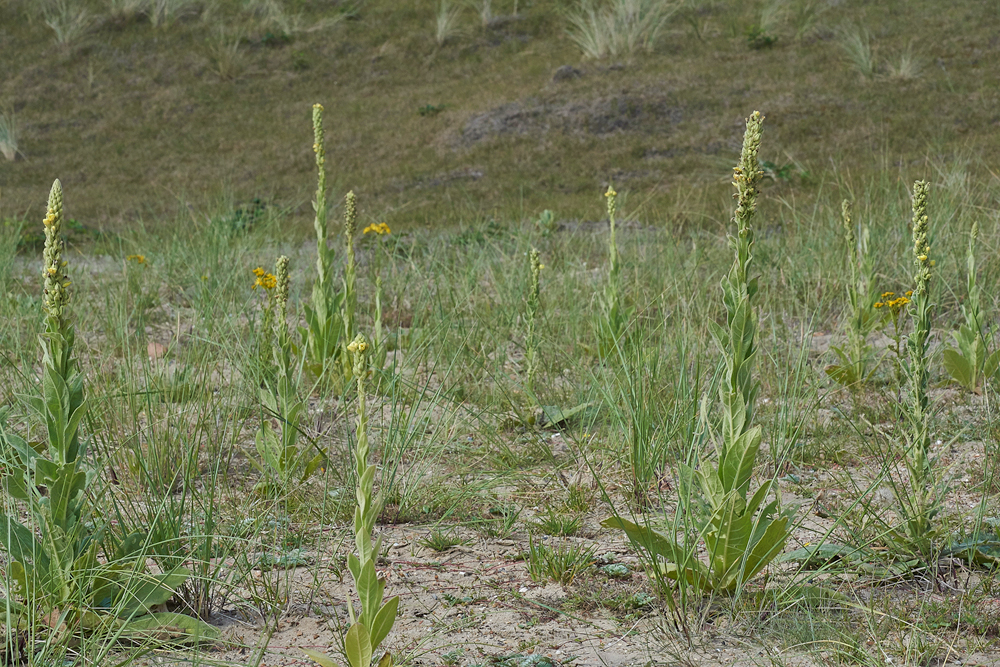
(881, 291, 896, 299)
(363, 222, 391, 236)
(905, 291, 913, 297)
(874, 302, 884, 308)
(251, 267, 277, 290)
(126, 254, 146, 264)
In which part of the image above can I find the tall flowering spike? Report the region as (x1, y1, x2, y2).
(528, 247, 541, 310)
(605, 185, 619, 278)
(312, 104, 325, 170)
(312, 103, 329, 287)
(733, 112, 763, 234)
(911, 180, 931, 296)
(42, 179, 70, 321)
(344, 191, 358, 242)
(275, 255, 290, 342)
(841, 199, 856, 260)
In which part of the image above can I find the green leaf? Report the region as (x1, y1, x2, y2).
(943, 349, 974, 390)
(345, 623, 373, 667)
(302, 648, 341, 667)
(601, 517, 709, 586)
(119, 611, 220, 645)
(742, 514, 790, 584)
(117, 569, 189, 617)
(539, 402, 594, 427)
(376, 652, 393, 667)
(718, 425, 762, 497)
(777, 543, 865, 567)
(356, 560, 384, 629)
(985, 349, 1000, 380)
(369, 596, 399, 652)
(0, 513, 49, 571)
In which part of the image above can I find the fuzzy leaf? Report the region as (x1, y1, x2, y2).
(120, 611, 220, 645)
(943, 349, 974, 390)
(369, 595, 399, 651)
(302, 648, 341, 667)
(117, 569, 189, 617)
(345, 623, 372, 667)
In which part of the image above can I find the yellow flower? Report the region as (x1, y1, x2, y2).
(363, 222, 391, 236)
(126, 254, 146, 264)
(874, 302, 884, 308)
(881, 292, 895, 299)
(905, 291, 913, 297)
(43, 212, 57, 228)
(252, 267, 277, 290)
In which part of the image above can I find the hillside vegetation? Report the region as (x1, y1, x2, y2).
(1, 0, 997, 232)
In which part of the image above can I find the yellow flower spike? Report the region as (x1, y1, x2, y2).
(42, 179, 69, 321)
(604, 185, 618, 221)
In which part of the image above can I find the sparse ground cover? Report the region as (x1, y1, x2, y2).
(3, 108, 1000, 665)
(4, 1, 1000, 666)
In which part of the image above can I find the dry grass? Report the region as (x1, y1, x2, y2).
(0, 110, 19, 162)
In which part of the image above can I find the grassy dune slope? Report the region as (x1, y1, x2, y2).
(0, 0, 997, 232)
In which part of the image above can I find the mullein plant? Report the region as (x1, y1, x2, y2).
(523, 247, 541, 398)
(596, 186, 633, 357)
(943, 221, 1000, 391)
(302, 103, 346, 382)
(340, 191, 360, 382)
(0, 181, 210, 644)
(304, 334, 399, 667)
(891, 181, 946, 559)
(826, 199, 879, 387)
(604, 112, 793, 597)
(253, 256, 323, 496)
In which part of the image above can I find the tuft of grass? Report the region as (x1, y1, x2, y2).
(43, 0, 94, 47)
(565, 0, 678, 60)
(837, 23, 876, 78)
(418, 530, 469, 552)
(529, 509, 581, 537)
(887, 42, 923, 81)
(206, 28, 245, 81)
(471, 0, 492, 28)
(435, 0, 464, 46)
(525, 537, 596, 585)
(148, 0, 200, 29)
(0, 109, 20, 161)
